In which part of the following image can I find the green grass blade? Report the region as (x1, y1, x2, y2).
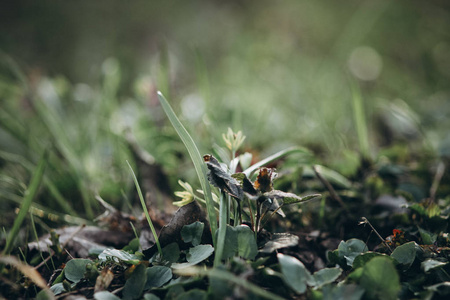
(126, 161, 162, 256)
(351, 82, 370, 158)
(157, 91, 218, 246)
(3, 153, 47, 255)
(243, 146, 312, 177)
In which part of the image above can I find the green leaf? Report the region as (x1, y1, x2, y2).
(50, 283, 65, 295)
(174, 289, 207, 300)
(94, 291, 121, 300)
(391, 241, 416, 268)
(418, 227, 437, 245)
(353, 252, 388, 269)
(280, 193, 321, 205)
(143, 294, 160, 300)
(186, 244, 214, 264)
(157, 92, 218, 245)
(243, 146, 312, 177)
(236, 225, 258, 259)
(171, 244, 214, 269)
(360, 256, 401, 300)
(278, 253, 312, 294)
(218, 225, 258, 260)
(162, 242, 181, 264)
(310, 267, 342, 288)
(322, 284, 365, 300)
(122, 264, 147, 300)
(421, 259, 448, 273)
(181, 222, 204, 247)
(64, 259, 92, 283)
(123, 237, 141, 253)
(98, 249, 140, 264)
(145, 266, 172, 290)
(337, 239, 368, 267)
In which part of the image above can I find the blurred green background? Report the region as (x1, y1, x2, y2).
(1, 0, 449, 226)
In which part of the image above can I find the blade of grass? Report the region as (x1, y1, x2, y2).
(214, 192, 228, 266)
(243, 146, 312, 177)
(3, 153, 47, 255)
(126, 160, 162, 256)
(157, 91, 218, 246)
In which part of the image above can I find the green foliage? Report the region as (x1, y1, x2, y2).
(180, 221, 204, 247)
(359, 257, 401, 300)
(122, 264, 147, 300)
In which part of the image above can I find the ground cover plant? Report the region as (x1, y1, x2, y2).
(1, 83, 449, 299)
(1, 2, 450, 298)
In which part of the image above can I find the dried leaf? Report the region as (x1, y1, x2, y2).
(95, 267, 115, 292)
(254, 168, 276, 193)
(143, 201, 211, 259)
(203, 154, 243, 200)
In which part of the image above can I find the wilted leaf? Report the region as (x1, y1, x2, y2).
(260, 233, 299, 254)
(95, 267, 114, 292)
(65, 259, 92, 283)
(360, 256, 400, 300)
(143, 201, 210, 259)
(122, 264, 147, 300)
(145, 266, 172, 290)
(204, 154, 243, 199)
(181, 221, 204, 247)
(28, 226, 132, 258)
(278, 253, 311, 294)
(254, 168, 276, 193)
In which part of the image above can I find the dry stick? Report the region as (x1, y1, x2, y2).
(312, 165, 350, 215)
(35, 224, 86, 271)
(359, 217, 392, 253)
(428, 161, 445, 205)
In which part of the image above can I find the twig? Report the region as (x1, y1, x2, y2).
(312, 165, 350, 214)
(359, 217, 392, 253)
